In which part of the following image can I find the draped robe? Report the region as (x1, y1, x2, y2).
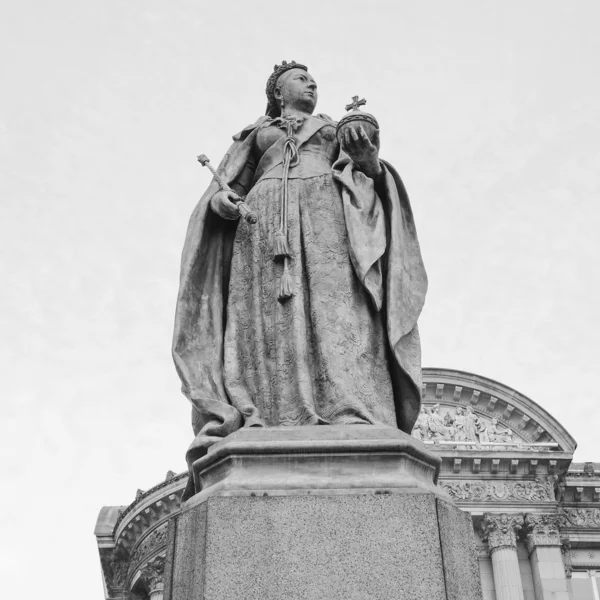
(173, 115, 428, 499)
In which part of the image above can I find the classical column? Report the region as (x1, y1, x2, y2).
(141, 556, 165, 600)
(524, 514, 569, 600)
(481, 513, 525, 600)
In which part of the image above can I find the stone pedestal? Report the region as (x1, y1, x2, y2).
(164, 426, 483, 600)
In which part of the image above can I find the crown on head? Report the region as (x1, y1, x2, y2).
(265, 60, 308, 109)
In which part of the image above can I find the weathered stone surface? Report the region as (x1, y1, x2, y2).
(437, 499, 483, 600)
(171, 502, 207, 600)
(188, 425, 448, 506)
(162, 516, 178, 600)
(166, 427, 483, 599)
(174, 493, 448, 600)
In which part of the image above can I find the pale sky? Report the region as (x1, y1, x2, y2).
(1, 1, 599, 597)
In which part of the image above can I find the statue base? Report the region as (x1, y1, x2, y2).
(163, 426, 483, 600)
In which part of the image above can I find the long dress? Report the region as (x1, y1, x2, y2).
(222, 116, 396, 427)
(172, 113, 427, 499)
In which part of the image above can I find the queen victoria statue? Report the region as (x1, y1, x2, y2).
(173, 61, 428, 499)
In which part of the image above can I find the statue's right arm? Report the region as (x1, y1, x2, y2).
(209, 153, 256, 220)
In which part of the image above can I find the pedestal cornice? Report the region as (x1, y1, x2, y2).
(186, 425, 449, 510)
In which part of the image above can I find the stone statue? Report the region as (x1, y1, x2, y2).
(464, 405, 481, 443)
(427, 404, 455, 440)
(172, 61, 427, 499)
(453, 406, 467, 441)
(411, 406, 430, 441)
(480, 418, 513, 443)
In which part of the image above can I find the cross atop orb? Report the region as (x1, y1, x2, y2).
(345, 95, 367, 112)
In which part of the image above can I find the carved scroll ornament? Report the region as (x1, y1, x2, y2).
(561, 508, 600, 528)
(442, 477, 555, 503)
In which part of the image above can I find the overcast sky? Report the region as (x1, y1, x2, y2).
(1, 1, 599, 597)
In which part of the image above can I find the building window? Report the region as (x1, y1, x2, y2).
(568, 570, 600, 600)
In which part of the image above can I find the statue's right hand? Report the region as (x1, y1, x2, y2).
(210, 190, 241, 220)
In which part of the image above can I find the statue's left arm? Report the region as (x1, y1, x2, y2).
(340, 125, 382, 181)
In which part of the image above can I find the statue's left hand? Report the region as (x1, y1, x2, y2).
(342, 125, 382, 179)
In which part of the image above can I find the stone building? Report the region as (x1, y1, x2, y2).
(95, 368, 600, 600)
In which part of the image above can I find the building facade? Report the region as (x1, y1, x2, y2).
(95, 368, 600, 600)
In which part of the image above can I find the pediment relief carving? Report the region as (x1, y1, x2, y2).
(412, 401, 557, 451)
(422, 368, 577, 453)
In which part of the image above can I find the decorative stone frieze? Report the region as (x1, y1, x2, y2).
(524, 514, 562, 554)
(128, 522, 169, 576)
(569, 548, 600, 568)
(442, 477, 555, 503)
(481, 513, 524, 553)
(561, 507, 600, 528)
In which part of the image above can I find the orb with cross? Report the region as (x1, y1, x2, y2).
(336, 95, 380, 149)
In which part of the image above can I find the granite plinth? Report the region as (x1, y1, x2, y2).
(164, 426, 482, 600)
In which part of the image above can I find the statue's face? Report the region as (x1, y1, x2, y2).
(275, 68, 318, 113)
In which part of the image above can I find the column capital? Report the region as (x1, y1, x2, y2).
(524, 513, 563, 554)
(140, 555, 165, 594)
(481, 513, 524, 553)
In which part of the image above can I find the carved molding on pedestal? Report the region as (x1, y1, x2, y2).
(481, 513, 524, 554)
(524, 514, 562, 554)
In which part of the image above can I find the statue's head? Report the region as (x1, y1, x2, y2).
(456, 407, 463, 415)
(265, 61, 317, 117)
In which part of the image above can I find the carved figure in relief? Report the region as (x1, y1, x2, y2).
(453, 406, 467, 441)
(408, 402, 544, 449)
(427, 404, 455, 440)
(173, 61, 428, 498)
(411, 406, 430, 441)
(481, 418, 513, 443)
(555, 477, 566, 503)
(464, 406, 481, 442)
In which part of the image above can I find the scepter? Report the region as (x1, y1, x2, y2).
(197, 154, 257, 225)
